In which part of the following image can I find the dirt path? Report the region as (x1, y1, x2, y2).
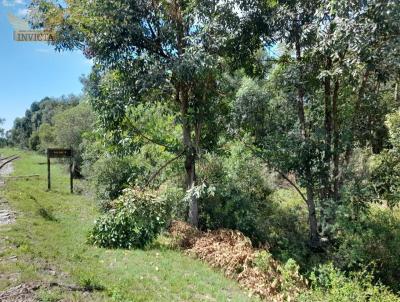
(0, 161, 27, 302)
(0, 162, 16, 225)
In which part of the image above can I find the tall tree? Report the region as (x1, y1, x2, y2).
(233, 0, 400, 248)
(31, 0, 236, 226)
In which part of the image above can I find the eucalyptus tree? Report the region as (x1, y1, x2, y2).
(30, 0, 238, 226)
(233, 0, 400, 248)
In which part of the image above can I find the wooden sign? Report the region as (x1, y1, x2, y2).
(47, 148, 73, 158)
(47, 148, 74, 193)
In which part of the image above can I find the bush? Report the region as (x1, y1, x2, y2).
(89, 188, 168, 249)
(369, 111, 400, 208)
(81, 124, 182, 211)
(299, 263, 400, 302)
(328, 144, 400, 292)
(87, 156, 145, 210)
(332, 207, 400, 291)
(254, 251, 305, 297)
(196, 142, 276, 245)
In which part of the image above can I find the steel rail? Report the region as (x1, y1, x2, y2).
(0, 155, 19, 170)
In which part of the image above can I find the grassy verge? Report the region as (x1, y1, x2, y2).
(0, 148, 257, 301)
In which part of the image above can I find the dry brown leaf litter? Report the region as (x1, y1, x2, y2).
(169, 221, 306, 301)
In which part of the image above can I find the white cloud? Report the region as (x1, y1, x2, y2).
(2, 0, 24, 7)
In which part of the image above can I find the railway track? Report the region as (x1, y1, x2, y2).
(0, 155, 17, 162)
(0, 155, 19, 171)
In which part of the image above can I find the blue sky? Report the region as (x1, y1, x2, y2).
(0, 0, 92, 131)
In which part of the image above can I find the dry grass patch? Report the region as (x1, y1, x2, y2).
(169, 221, 307, 301)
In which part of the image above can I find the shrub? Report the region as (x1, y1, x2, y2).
(87, 156, 145, 210)
(332, 207, 400, 291)
(299, 263, 400, 302)
(89, 188, 168, 249)
(369, 111, 400, 208)
(326, 144, 400, 292)
(196, 142, 276, 245)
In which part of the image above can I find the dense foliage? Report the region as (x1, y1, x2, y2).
(231, 0, 400, 248)
(9, 95, 80, 149)
(370, 111, 400, 207)
(196, 142, 276, 244)
(298, 263, 400, 302)
(85, 156, 141, 209)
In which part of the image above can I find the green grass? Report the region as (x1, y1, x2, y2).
(0, 148, 257, 301)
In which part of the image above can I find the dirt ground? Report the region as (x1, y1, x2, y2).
(0, 163, 16, 226)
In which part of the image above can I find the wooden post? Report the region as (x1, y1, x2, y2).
(70, 152, 73, 194)
(47, 152, 51, 191)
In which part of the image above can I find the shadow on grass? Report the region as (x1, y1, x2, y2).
(37, 207, 58, 222)
(29, 194, 58, 222)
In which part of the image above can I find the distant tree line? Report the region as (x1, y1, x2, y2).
(8, 94, 94, 175)
(9, 95, 79, 149)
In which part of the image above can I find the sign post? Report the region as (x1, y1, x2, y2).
(47, 148, 74, 193)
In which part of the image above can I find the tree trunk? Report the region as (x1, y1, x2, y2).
(306, 183, 320, 249)
(295, 39, 320, 248)
(185, 150, 198, 226)
(320, 57, 334, 234)
(180, 89, 198, 227)
(332, 80, 340, 203)
(323, 57, 333, 200)
(174, 2, 198, 227)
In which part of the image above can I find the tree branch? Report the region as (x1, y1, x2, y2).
(144, 150, 185, 188)
(244, 143, 308, 204)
